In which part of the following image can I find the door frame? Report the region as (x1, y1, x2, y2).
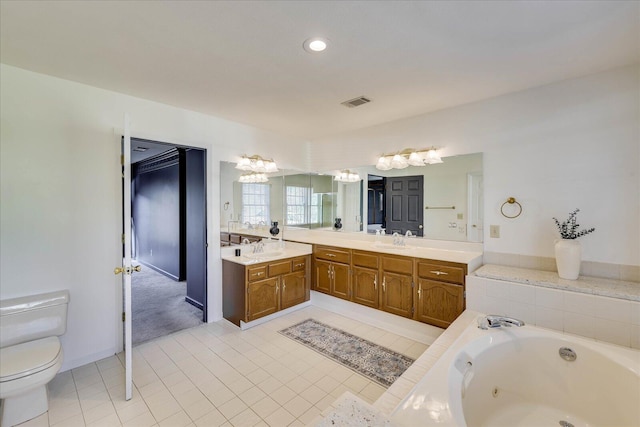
(127, 137, 209, 322)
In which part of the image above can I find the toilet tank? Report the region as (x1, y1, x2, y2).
(0, 290, 70, 348)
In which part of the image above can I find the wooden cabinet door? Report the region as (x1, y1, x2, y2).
(331, 262, 351, 301)
(380, 271, 413, 318)
(314, 259, 332, 294)
(416, 278, 464, 328)
(247, 277, 279, 322)
(352, 266, 378, 308)
(281, 271, 307, 309)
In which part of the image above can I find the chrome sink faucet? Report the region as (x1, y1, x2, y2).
(478, 315, 525, 329)
(252, 241, 264, 254)
(392, 232, 405, 246)
(244, 221, 253, 229)
(405, 230, 413, 238)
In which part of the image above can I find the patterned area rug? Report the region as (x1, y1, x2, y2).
(279, 319, 414, 387)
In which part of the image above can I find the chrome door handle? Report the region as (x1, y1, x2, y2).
(382, 277, 386, 292)
(374, 275, 377, 290)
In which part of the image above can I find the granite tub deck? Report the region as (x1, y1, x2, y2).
(313, 311, 481, 425)
(474, 264, 640, 302)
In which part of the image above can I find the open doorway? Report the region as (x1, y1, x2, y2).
(367, 174, 385, 233)
(129, 138, 207, 345)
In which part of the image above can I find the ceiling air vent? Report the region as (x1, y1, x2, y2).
(133, 146, 148, 152)
(341, 96, 371, 108)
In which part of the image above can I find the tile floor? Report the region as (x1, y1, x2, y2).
(19, 306, 428, 427)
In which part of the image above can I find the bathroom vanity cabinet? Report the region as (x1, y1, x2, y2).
(380, 255, 414, 319)
(415, 261, 466, 328)
(351, 251, 379, 308)
(222, 255, 310, 326)
(312, 245, 468, 328)
(313, 246, 351, 301)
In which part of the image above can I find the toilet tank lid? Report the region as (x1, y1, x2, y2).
(0, 290, 70, 316)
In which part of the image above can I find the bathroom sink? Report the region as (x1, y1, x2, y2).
(243, 250, 285, 260)
(371, 243, 410, 251)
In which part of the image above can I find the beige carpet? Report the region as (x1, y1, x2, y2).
(131, 265, 203, 345)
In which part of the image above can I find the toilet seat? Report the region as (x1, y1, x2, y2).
(0, 336, 61, 383)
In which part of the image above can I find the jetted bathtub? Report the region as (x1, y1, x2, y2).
(391, 317, 640, 427)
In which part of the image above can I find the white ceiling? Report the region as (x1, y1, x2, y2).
(1, 1, 638, 139)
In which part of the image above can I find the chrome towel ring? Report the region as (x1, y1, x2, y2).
(501, 197, 522, 219)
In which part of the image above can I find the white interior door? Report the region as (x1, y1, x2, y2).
(117, 114, 134, 400)
(467, 172, 484, 242)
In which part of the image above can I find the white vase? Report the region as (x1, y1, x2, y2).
(555, 239, 582, 280)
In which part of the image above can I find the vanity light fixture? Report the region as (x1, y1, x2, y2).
(235, 155, 278, 173)
(238, 172, 268, 183)
(303, 37, 329, 53)
(375, 147, 443, 170)
(334, 170, 360, 183)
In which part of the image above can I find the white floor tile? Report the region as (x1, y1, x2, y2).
(41, 306, 427, 427)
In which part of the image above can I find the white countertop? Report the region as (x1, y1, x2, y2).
(221, 227, 483, 266)
(474, 264, 640, 302)
(283, 229, 483, 266)
(221, 241, 312, 265)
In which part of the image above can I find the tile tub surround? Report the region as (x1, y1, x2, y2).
(483, 251, 640, 283)
(474, 264, 640, 301)
(371, 311, 481, 416)
(467, 266, 640, 349)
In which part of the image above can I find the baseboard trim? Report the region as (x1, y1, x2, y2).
(185, 296, 204, 310)
(60, 347, 118, 373)
(239, 301, 312, 330)
(310, 291, 443, 345)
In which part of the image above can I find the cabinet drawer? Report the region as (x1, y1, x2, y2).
(352, 251, 379, 269)
(230, 234, 242, 244)
(247, 265, 267, 282)
(221, 232, 230, 242)
(268, 260, 291, 277)
(382, 255, 413, 274)
(417, 262, 465, 284)
(315, 246, 351, 264)
(291, 257, 307, 272)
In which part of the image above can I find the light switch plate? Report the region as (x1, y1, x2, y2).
(490, 225, 500, 238)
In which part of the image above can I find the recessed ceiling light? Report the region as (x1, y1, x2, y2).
(303, 37, 328, 53)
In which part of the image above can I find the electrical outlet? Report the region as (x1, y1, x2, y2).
(490, 225, 500, 238)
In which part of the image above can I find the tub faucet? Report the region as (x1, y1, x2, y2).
(478, 315, 525, 330)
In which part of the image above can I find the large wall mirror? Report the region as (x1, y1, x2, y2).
(220, 152, 483, 242)
(220, 163, 344, 232)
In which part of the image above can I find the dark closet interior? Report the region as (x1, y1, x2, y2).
(131, 143, 207, 316)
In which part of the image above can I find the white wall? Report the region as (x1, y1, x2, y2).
(0, 64, 307, 371)
(310, 65, 640, 266)
(1, 62, 638, 372)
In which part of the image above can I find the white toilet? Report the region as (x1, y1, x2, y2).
(0, 290, 70, 427)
